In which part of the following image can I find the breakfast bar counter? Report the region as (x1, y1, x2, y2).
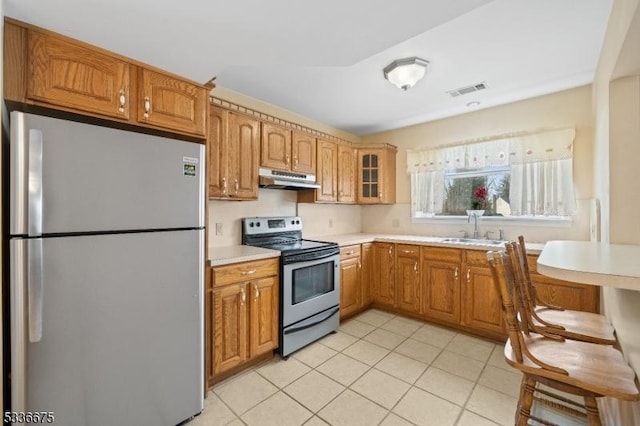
(537, 240, 640, 291)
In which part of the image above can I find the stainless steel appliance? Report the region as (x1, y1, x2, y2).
(258, 168, 320, 190)
(242, 217, 339, 357)
(6, 111, 205, 426)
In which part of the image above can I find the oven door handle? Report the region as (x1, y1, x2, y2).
(283, 250, 340, 265)
(283, 307, 340, 335)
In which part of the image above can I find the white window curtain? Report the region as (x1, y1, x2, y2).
(408, 128, 576, 217)
(509, 129, 576, 216)
(411, 171, 445, 215)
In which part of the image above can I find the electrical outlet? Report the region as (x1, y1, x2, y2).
(392, 218, 400, 228)
(215, 222, 223, 236)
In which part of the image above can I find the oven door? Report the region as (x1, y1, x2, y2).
(282, 252, 340, 327)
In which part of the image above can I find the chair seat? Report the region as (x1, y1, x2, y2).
(504, 335, 639, 401)
(534, 308, 616, 344)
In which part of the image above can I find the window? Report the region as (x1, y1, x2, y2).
(409, 129, 576, 219)
(443, 166, 510, 216)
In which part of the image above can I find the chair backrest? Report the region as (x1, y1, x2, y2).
(486, 249, 525, 363)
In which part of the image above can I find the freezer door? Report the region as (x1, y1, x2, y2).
(11, 230, 204, 426)
(10, 111, 205, 235)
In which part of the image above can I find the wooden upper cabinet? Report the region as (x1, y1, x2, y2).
(138, 68, 207, 136)
(357, 145, 397, 204)
(338, 144, 357, 203)
(208, 106, 226, 198)
(27, 30, 131, 120)
(261, 123, 292, 170)
(6, 19, 208, 138)
(316, 140, 338, 202)
(208, 106, 260, 200)
(228, 112, 260, 199)
(292, 131, 316, 174)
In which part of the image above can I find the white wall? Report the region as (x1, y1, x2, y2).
(593, 0, 640, 423)
(359, 86, 594, 243)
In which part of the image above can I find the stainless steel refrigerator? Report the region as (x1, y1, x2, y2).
(6, 111, 205, 425)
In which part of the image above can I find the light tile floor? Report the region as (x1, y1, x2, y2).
(192, 309, 585, 426)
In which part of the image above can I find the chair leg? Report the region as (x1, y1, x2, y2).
(517, 375, 536, 426)
(584, 396, 602, 426)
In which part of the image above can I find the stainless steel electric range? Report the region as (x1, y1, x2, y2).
(242, 216, 340, 358)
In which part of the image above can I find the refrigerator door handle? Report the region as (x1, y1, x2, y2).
(10, 111, 28, 235)
(28, 129, 44, 236)
(10, 240, 28, 413)
(28, 239, 44, 342)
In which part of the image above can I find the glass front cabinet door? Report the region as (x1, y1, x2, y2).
(357, 146, 396, 204)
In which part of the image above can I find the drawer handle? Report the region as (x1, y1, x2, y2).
(294, 157, 298, 167)
(467, 268, 471, 283)
(401, 249, 415, 254)
(358, 261, 361, 269)
(222, 177, 227, 195)
(240, 287, 246, 305)
(234, 178, 239, 194)
(345, 250, 355, 255)
(285, 154, 290, 166)
(454, 267, 459, 280)
(242, 269, 257, 275)
(118, 89, 126, 113)
(254, 283, 260, 300)
(143, 96, 151, 119)
(414, 262, 418, 273)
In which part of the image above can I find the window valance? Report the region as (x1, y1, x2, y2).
(406, 128, 575, 173)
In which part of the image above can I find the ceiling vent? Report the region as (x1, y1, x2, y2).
(446, 82, 488, 97)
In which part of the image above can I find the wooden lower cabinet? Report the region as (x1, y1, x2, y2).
(339, 245, 363, 319)
(396, 245, 421, 313)
(531, 273, 599, 312)
(421, 258, 461, 324)
(371, 243, 396, 307)
(209, 258, 279, 385)
(462, 251, 505, 337)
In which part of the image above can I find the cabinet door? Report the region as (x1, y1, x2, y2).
(28, 30, 131, 120)
(205, 286, 215, 387)
(358, 149, 382, 204)
(208, 106, 228, 198)
(249, 276, 279, 357)
(371, 243, 395, 307)
(462, 265, 505, 336)
(228, 112, 260, 200)
(338, 145, 357, 203)
(381, 147, 397, 204)
(261, 123, 292, 170)
(340, 257, 361, 319)
(396, 246, 421, 314)
(316, 140, 338, 202)
(361, 243, 373, 306)
(292, 131, 316, 174)
(531, 274, 599, 313)
(138, 68, 207, 136)
(213, 284, 248, 375)
(422, 260, 461, 324)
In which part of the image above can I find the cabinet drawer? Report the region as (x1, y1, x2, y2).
(465, 250, 492, 266)
(422, 246, 462, 263)
(340, 245, 361, 260)
(212, 258, 279, 287)
(397, 244, 420, 258)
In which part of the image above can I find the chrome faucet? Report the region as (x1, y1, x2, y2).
(468, 212, 480, 239)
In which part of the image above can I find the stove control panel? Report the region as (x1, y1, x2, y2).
(243, 216, 303, 235)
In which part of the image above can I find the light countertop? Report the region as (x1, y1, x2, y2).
(209, 233, 546, 267)
(537, 240, 640, 291)
(208, 245, 280, 267)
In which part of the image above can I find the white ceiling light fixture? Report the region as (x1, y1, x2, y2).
(383, 57, 429, 91)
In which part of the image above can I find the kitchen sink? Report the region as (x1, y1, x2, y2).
(440, 237, 506, 246)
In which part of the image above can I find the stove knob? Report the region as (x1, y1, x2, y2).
(249, 222, 254, 228)
(291, 220, 295, 225)
(256, 222, 261, 227)
(296, 220, 300, 224)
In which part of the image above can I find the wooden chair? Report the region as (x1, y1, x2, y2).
(514, 236, 616, 345)
(487, 249, 638, 426)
